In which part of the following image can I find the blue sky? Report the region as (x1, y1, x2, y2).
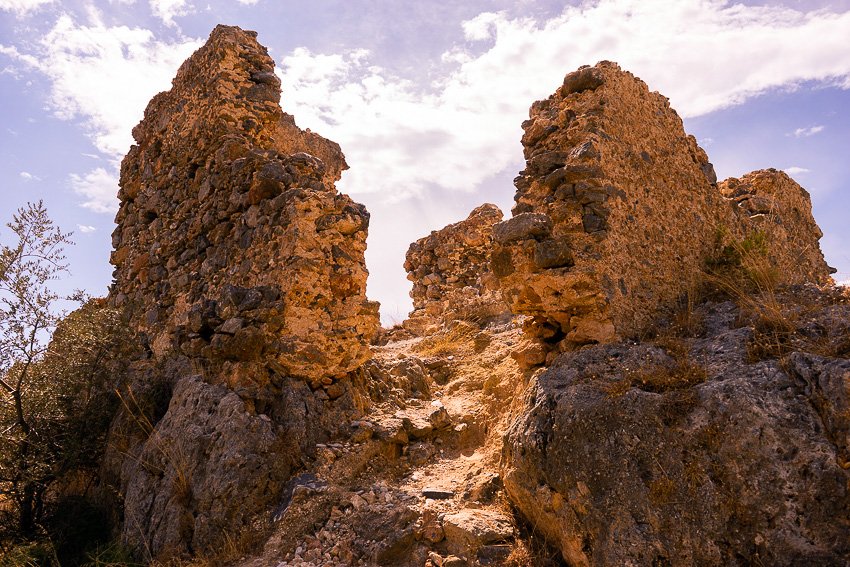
(2, 0, 849, 324)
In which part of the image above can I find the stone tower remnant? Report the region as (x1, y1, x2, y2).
(108, 25, 380, 384)
(494, 61, 831, 352)
(403, 203, 509, 333)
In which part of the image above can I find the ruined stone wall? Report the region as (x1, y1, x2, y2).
(108, 25, 379, 383)
(494, 61, 830, 351)
(403, 204, 508, 333)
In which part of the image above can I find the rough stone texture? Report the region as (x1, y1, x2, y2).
(404, 204, 509, 334)
(101, 349, 377, 561)
(120, 374, 285, 558)
(98, 25, 385, 561)
(108, 25, 379, 381)
(502, 300, 850, 566)
(495, 61, 830, 350)
(442, 509, 514, 557)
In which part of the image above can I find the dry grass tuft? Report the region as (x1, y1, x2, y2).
(609, 339, 707, 397)
(415, 321, 479, 357)
(116, 387, 193, 507)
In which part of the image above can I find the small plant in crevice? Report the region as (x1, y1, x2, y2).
(616, 341, 708, 397)
(501, 502, 569, 567)
(80, 538, 141, 567)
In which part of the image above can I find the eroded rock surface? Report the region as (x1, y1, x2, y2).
(404, 204, 509, 334)
(502, 298, 850, 566)
(120, 375, 284, 558)
(495, 61, 830, 352)
(108, 24, 379, 381)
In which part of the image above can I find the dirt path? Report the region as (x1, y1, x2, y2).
(236, 319, 531, 567)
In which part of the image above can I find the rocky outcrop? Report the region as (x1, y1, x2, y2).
(108, 24, 379, 383)
(404, 204, 509, 334)
(502, 296, 850, 566)
(494, 61, 831, 352)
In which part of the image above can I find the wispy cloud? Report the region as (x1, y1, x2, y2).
(150, 0, 192, 26)
(19, 171, 40, 181)
(0, 0, 55, 18)
(2, 15, 201, 212)
(794, 125, 825, 137)
(76, 224, 97, 233)
(69, 166, 120, 213)
(27, 16, 201, 156)
(279, 0, 850, 201)
(784, 166, 810, 175)
(6, 0, 850, 213)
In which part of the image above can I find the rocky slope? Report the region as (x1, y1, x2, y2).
(502, 287, 850, 566)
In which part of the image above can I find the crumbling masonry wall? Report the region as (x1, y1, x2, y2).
(493, 61, 831, 351)
(403, 204, 509, 334)
(108, 25, 379, 384)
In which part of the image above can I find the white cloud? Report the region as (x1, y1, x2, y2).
(277, 0, 850, 203)
(279, 48, 524, 201)
(234, 0, 259, 4)
(76, 224, 97, 233)
(19, 171, 40, 181)
(2, 16, 201, 212)
(784, 166, 810, 175)
(0, 0, 54, 18)
(462, 11, 504, 41)
(794, 125, 825, 137)
(150, 0, 192, 26)
(69, 166, 120, 213)
(3, 15, 201, 159)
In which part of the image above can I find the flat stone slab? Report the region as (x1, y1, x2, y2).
(421, 488, 454, 500)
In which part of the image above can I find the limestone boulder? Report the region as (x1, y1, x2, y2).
(442, 509, 514, 557)
(120, 375, 286, 559)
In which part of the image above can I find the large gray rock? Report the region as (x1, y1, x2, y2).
(121, 375, 288, 559)
(502, 301, 850, 566)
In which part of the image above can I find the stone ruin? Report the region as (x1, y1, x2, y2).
(102, 25, 383, 558)
(108, 25, 379, 388)
(489, 61, 831, 354)
(97, 23, 841, 562)
(403, 203, 509, 334)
